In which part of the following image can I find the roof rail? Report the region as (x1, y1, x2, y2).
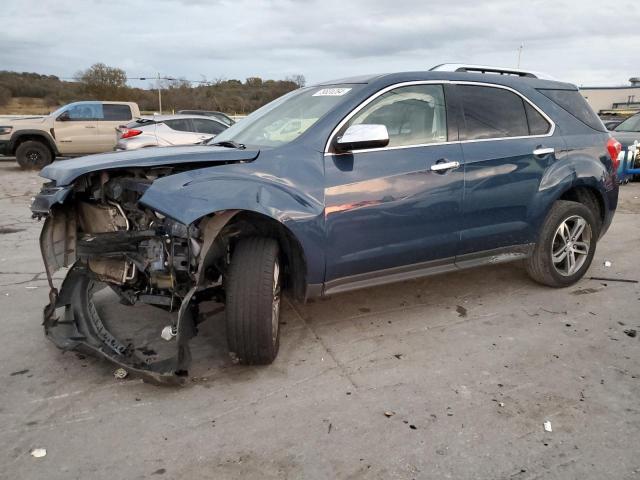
(429, 63, 555, 80)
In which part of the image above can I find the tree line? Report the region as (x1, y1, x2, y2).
(0, 63, 305, 114)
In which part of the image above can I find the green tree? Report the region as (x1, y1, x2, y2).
(75, 63, 127, 99)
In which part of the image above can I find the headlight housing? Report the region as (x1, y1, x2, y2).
(0, 126, 12, 135)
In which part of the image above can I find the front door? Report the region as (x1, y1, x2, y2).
(324, 83, 464, 289)
(53, 103, 101, 155)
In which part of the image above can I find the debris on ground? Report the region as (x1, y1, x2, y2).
(589, 276, 638, 284)
(384, 411, 395, 418)
(456, 305, 468, 317)
(113, 368, 128, 379)
(499, 402, 505, 407)
(30, 448, 46, 458)
(624, 329, 637, 338)
(543, 421, 553, 432)
(10, 369, 29, 376)
(604, 261, 612, 267)
(161, 325, 176, 341)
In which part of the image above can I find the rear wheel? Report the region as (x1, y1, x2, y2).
(526, 200, 598, 287)
(15, 140, 53, 170)
(225, 237, 281, 364)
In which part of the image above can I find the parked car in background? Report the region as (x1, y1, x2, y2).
(116, 114, 228, 150)
(602, 118, 624, 131)
(178, 110, 235, 126)
(0, 101, 140, 169)
(611, 113, 640, 180)
(31, 64, 619, 383)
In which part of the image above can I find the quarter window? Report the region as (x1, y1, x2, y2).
(459, 85, 529, 140)
(344, 84, 447, 148)
(524, 102, 551, 135)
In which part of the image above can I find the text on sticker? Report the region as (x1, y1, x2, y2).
(313, 88, 352, 97)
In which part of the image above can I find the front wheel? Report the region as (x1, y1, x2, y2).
(225, 237, 281, 364)
(15, 140, 53, 170)
(526, 200, 598, 287)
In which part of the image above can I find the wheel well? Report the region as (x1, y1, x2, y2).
(559, 186, 604, 225)
(206, 211, 308, 301)
(12, 134, 55, 156)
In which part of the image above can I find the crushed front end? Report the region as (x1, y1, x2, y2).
(32, 169, 235, 384)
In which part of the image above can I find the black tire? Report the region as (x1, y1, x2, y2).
(526, 200, 598, 287)
(225, 237, 281, 365)
(15, 140, 53, 170)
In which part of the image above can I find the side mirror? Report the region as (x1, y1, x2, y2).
(335, 124, 389, 152)
(57, 111, 70, 122)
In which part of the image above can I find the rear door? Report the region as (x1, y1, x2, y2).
(456, 83, 564, 256)
(97, 104, 134, 151)
(158, 119, 202, 145)
(324, 83, 464, 287)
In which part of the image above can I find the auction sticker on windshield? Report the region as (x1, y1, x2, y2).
(313, 88, 352, 96)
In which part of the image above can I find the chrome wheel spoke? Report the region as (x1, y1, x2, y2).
(552, 247, 567, 263)
(572, 241, 589, 255)
(570, 218, 586, 239)
(566, 250, 576, 274)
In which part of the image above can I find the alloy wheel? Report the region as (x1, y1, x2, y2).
(551, 215, 592, 276)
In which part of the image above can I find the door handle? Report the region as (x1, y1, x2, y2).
(533, 147, 554, 157)
(84, 125, 96, 129)
(430, 161, 460, 172)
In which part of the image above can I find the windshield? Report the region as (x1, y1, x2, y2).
(210, 84, 360, 148)
(615, 114, 640, 132)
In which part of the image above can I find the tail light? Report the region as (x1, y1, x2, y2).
(121, 128, 142, 139)
(607, 137, 622, 171)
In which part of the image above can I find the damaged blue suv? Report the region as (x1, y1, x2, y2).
(32, 64, 620, 383)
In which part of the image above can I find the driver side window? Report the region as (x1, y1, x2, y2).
(66, 103, 104, 121)
(346, 84, 447, 148)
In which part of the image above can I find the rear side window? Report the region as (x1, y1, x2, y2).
(459, 85, 529, 140)
(164, 119, 193, 132)
(538, 89, 606, 132)
(103, 104, 132, 121)
(192, 118, 226, 135)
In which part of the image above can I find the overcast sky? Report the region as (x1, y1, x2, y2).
(1, 0, 638, 88)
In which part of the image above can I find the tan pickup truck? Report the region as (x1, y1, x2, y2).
(0, 101, 140, 169)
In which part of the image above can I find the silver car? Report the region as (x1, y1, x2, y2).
(116, 114, 228, 150)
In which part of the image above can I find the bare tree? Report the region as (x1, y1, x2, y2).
(286, 74, 306, 88)
(75, 63, 127, 99)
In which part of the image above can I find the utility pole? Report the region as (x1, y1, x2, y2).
(157, 72, 162, 114)
(138, 74, 176, 114)
(517, 44, 524, 69)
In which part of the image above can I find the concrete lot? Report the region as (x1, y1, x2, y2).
(0, 156, 639, 480)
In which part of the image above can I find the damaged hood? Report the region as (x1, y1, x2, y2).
(40, 145, 260, 186)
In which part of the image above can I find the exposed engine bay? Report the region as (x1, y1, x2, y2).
(34, 168, 240, 384)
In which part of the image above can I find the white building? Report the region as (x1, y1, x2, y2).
(580, 77, 640, 114)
